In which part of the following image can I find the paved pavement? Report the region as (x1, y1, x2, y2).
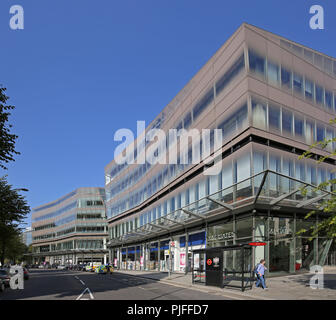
(0, 269, 237, 300)
(116, 267, 336, 300)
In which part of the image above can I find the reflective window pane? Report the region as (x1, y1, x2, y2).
(282, 109, 293, 134)
(248, 50, 265, 76)
(267, 61, 280, 84)
(293, 73, 303, 94)
(304, 79, 314, 100)
(268, 104, 281, 131)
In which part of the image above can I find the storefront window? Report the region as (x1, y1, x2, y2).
(207, 221, 234, 247)
(236, 217, 253, 241)
(268, 217, 294, 274)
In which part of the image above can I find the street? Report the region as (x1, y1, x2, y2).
(0, 269, 233, 300)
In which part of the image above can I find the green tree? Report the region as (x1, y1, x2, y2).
(6, 232, 27, 264)
(299, 118, 336, 240)
(0, 176, 30, 265)
(0, 86, 20, 170)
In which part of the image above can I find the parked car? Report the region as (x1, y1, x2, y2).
(0, 279, 5, 292)
(23, 267, 29, 280)
(0, 269, 11, 287)
(57, 265, 66, 270)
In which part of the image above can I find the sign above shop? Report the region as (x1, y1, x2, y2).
(207, 232, 234, 242)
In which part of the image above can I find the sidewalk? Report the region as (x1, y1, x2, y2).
(116, 267, 336, 300)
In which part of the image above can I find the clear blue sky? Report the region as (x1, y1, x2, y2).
(0, 0, 335, 228)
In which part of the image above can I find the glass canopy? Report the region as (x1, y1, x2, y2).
(108, 170, 334, 247)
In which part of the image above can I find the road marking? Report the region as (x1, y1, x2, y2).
(76, 287, 94, 300)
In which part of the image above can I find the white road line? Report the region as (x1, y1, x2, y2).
(79, 280, 85, 286)
(76, 287, 94, 300)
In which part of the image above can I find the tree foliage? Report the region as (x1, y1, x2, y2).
(298, 117, 336, 240)
(0, 176, 30, 265)
(0, 86, 19, 170)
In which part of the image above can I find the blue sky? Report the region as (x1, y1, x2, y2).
(0, 0, 335, 228)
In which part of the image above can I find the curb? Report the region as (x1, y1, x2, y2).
(115, 271, 268, 300)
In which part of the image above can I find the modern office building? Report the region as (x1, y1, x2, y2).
(31, 188, 108, 265)
(21, 227, 32, 247)
(105, 23, 336, 276)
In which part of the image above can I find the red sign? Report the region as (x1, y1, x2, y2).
(207, 259, 212, 266)
(248, 242, 267, 246)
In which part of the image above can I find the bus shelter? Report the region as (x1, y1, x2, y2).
(192, 243, 254, 292)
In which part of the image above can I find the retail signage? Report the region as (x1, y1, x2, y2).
(248, 242, 267, 246)
(180, 253, 185, 266)
(207, 259, 212, 266)
(170, 241, 175, 247)
(140, 256, 144, 266)
(114, 258, 118, 267)
(213, 257, 220, 267)
(207, 232, 234, 242)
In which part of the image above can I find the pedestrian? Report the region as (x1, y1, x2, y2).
(255, 259, 268, 290)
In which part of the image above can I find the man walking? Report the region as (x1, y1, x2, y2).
(255, 259, 268, 290)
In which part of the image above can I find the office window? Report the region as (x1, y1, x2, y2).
(281, 67, 292, 89)
(315, 85, 324, 105)
(252, 100, 267, 130)
(209, 174, 219, 194)
(248, 50, 265, 76)
(176, 121, 183, 131)
(253, 152, 266, 174)
(170, 198, 175, 212)
(305, 120, 315, 145)
(326, 129, 334, 152)
(222, 164, 233, 189)
(236, 153, 251, 191)
(317, 168, 326, 185)
(304, 79, 314, 100)
(267, 61, 280, 84)
(218, 104, 248, 139)
(193, 88, 214, 121)
(293, 73, 303, 94)
(183, 112, 192, 129)
(216, 54, 245, 96)
(325, 90, 333, 110)
(198, 179, 206, 199)
(163, 201, 167, 215)
(282, 109, 293, 134)
(316, 124, 325, 142)
(268, 104, 281, 131)
(295, 162, 305, 182)
(294, 116, 304, 138)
